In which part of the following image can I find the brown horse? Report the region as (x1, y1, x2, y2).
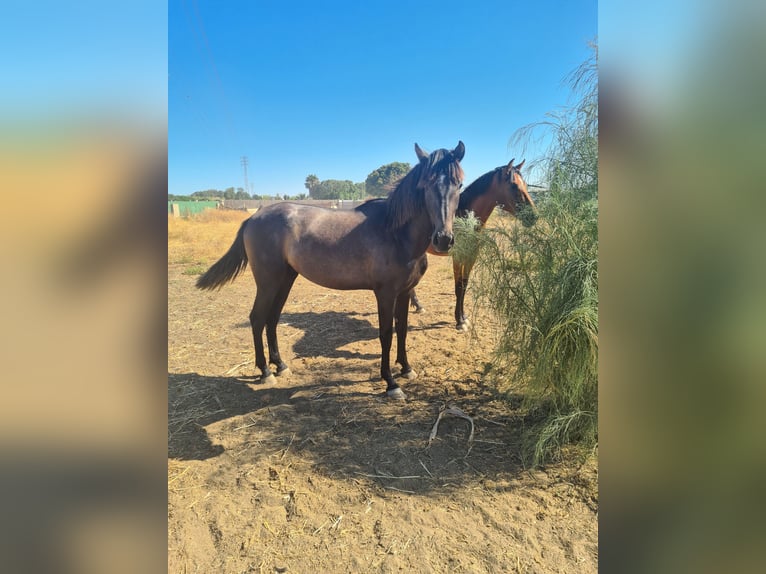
(196, 142, 465, 399)
(409, 159, 537, 331)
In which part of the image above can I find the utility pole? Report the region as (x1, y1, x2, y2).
(240, 156, 250, 197)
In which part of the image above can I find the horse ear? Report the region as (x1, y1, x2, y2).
(414, 143, 428, 162)
(515, 159, 525, 171)
(453, 141, 465, 162)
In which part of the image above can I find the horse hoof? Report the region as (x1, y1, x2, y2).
(275, 367, 291, 377)
(400, 368, 418, 380)
(261, 373, 277, 385)
(414, 307, 425, 314)
(456, 322, 470, 332)
(386, 388, 407, 400)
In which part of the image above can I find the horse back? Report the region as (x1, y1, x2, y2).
(243, 202, 406, 291)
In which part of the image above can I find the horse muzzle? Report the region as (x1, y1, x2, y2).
(431, 230, 454, 253)
(519, 207, 538, 227)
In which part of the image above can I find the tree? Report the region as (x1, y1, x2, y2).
(223, 187, 236, 200)
(305, 174, 320, 197)
(365, 162, 411, 197)
(234, 189, 251, 200)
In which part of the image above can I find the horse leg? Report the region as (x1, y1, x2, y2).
(250, 287, 279, 384)
(266, 268, 298, 376)
(395, 291, 417, 380)
(375, 291, 404, 399)
(454, 259, 472, 332)
(409, 288, 424, 313)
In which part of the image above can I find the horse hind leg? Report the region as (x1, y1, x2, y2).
(250, 288, 279, 385)
(409, 288, 424, 313)
(265, 268, 298, 377)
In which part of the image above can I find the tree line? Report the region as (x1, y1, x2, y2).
(168, 187, 307, 202)
(169, 161, 413, 203)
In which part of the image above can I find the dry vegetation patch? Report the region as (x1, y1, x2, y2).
(168, 209, 249, 271)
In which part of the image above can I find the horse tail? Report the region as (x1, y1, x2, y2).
(196, 219, 250, 291)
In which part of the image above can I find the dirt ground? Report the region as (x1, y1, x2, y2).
(168, 250, 598, 573)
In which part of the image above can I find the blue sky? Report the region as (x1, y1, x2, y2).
(170, 0, 596, 197)
(1, 2, 166, 120)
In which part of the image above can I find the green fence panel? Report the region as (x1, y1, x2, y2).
(168, 201, 219, 217)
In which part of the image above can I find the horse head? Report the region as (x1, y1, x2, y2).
(498, 158, 537, 227)
(414, 141, 465, 252)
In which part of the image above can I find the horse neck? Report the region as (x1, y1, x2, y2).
(402, 207, 435, 257)
(459, 175, 502, 225)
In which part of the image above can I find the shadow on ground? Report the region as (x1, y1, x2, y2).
(235, 310, 380, 360)
(168, 368, 527, 493)
(280, 311, 379, 360)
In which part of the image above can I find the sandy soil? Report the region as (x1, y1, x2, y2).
(168, 253, 597, 573)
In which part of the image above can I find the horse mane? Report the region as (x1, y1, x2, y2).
(385, 149, 464, 231)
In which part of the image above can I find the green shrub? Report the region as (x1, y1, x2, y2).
(455, 43, 598, 466)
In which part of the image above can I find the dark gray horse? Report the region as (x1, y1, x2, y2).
(196, 142, 465, 399)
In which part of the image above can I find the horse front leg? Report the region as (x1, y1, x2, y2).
(454, 259, 473, 332)
(395, 291, 417, 380)
(375, 291, 404, 400)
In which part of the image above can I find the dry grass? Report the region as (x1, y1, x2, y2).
(168, 209, 250, 269)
